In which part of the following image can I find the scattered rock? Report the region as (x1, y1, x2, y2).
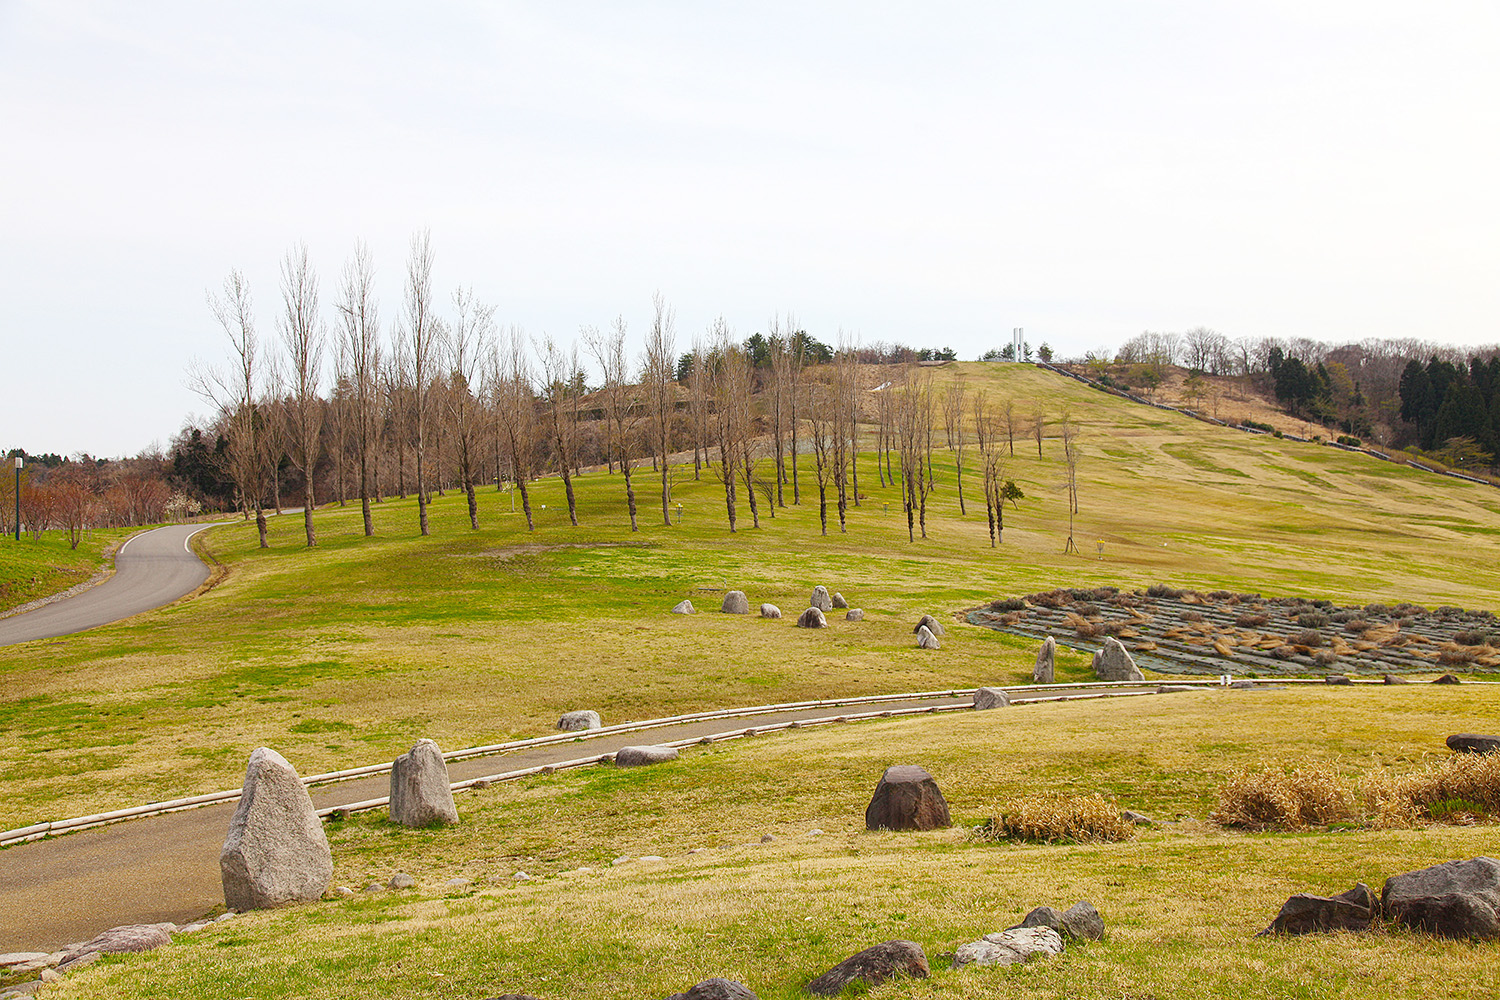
(809, 828, 825, 836)
(916, 625, 940, 649)
(760, 834, 776, 843)
(1448, 734, 1500, 754)
(831, 592, 849, 609)
(390, 738, 459, 828)
(615, 745, 680, 767)
(759, 603, 782, 619)
(1259, 882, 1377, 936)
(865, 765, 952, 831)
(1156, 685, 1195, 694)
(557, 710, 602, 732)
(1324, 674, 1352, 685)
(973, 687, 1010, 710)
(672, 600, 695, 614)
(445, 877, 474, 889)
(1384, 673, 1410, 684)
(513, 871, 533, 880)
(913, 614, 946, 638)
(54, 951, 101, 974)
(361, 882, 382, 893)
(952, 927, 1064, 968)
(1033, 636, 1056, 684)
(1434, 673, 1462, 685)
(806, 940, 929, 996)
(811, 586, 834, 612)
(638, 856, 664, 862)
(845, 608, 864, 622)
(1015, 904, 1064, 933)
(1092, 637, 1144, 681)
(0, 956, 46, 969)
(661, 977, 758, 1000)
(388, 872, 415, 890)
(220, 747, 333, 911)
(1383, 857, 1500, 939)
(797, 607, 828, 629)
(721, 591, 750, 614)
(1227, 679, 1256, 689)
(1121, 810, 1154, 826)
(58, 924, 172, 966)
(1060, 901, 1106, 941)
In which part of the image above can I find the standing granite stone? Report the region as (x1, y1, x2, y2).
(721, 591, 750, 614)
(797, 607, 828, 629)
(845, 609, 864, 622)
(390, 738, 459, 828)
(865, 765, 951, 831)
(806, 940, 928, 996)
(1093, 637, 1144, 681)
(760, 603, 782, 619)
(1383, 857, 1500, 939)
(220, 747, 333, 911)
(916, 625, 940, 649)
(557, 710, 602, 732)
(1013, 901, 1104, 941)
(913, 614, 946, 638)
(973, 687, 1010, 710)
(831, 592, 849, 609)
(811, 586, 834, 612)
(1259, 883, 1377, 936)
(1033, 636, 1056, 684)
(672, 600, 695, 614)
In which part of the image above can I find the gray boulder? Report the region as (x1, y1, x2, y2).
(865, 765, 951, 831)
(59, 924, 172, 966)
(916, 625, 940, 649)
(1033, 636, 1056, 684)
(797, 607, 828, 629)
(220, 747, 333, 911)
(1384, 673, 1410, 684)
(660, 978, 757, 1000)
(1325, 674, 1352, 685)
(952, 926, 1064, 968)
(1092, 637, 1144, 681)
(557, 710, 601, 732)
(721, 591, 750, 614)
(759, 603, 782, 619)
(1447, 734, 1500, 754)
(845, 608, 864, 622)
(672, 599, 695, 614)
(806, 940, 928, 996)
(390, 738, 459, 828)
(1014, 900, 1103, 941)
(1383, 857, 1500, 939)
(973, 687, 1010, 710)
(913, 614, 946, 638)
(615, 745, 680, 767)
(811, 586, 833, 612)
(1259, 883, 1377, 936)
(831, 592, 849, 609)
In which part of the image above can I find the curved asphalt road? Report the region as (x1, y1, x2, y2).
(0, 523, 212, 647)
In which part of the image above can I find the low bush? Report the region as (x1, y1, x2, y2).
(1296, 611, 1331, 628)
(1027, 588, 1075, 608)
(1453, 630, 1492, 646)
(1236, 613, 1270, 627)
(1212, 765, 1357, 831)
(1291, 629, 1325, 647)
(1271, 645, 1298, 660)
(974, 793, 1135, 844)
(989, 597, 1027, 612)
(1146, 583, 1184, 599)
(1181, 610, 1205, 622)
(1366, 753, 1500, 828)
(1343, 618, 1368, 633)
(1311, 650, 1338, 667)
(1364, 603, 1392, 616)
(1439, 647, 1478, 665)
(1337, 434, 1363, 447)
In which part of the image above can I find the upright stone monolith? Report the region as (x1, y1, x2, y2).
(811, 586, 834, 612)
(390, 738, 459, 828)
(220, 747, 333, 911)
(1034, 636, 1056, 684)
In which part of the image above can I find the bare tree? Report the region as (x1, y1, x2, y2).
(806, 375, 835, 536)
(894, 366, 933, 541)
(401, 229, 439, 536)
(1002, 398, 1016, 456)
(1031, 400, 1046, 459)
(450, 288, 494, 529)
(1061, 415, 1080, 554)
(277, 242, 324, 546)
(539, 334, 580, 526)
(643, 292, 677, 525)
(494, 327, 536, 530)
(336, 241, 381, 536)
(687, 341, 711, 480)
(941, 377, 967, 515)
(196, 269, 270, 548)
(768, 329, 790, 504)
(974, 390, 1023, 546)
(587, 316, 642, 531)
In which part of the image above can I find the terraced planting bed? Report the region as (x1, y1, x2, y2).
(968, 585, 1500, 677)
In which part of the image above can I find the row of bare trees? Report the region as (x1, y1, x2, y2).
(0, 457, 181, 549)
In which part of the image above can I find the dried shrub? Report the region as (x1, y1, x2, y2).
(1365, 753, 1500, 828)
(1291, 629, 1325, 647)
(1439, 647, 1478, 666)
(1453, 630, 1491, 647)
(1398, 616, 1417, 629)
(1181, 610, 1205, 623)
(1236, 613, 1270, 628)
(1296, 612, 1331, 628)
(1212, 766, 1357, 831)
(1027, 589, 1074, 609)
(1329, 610, 1359, 624)
(1237, 593, 1262, 603)
(998, 611, 1023, 626)
(990, 597, 1027, 612)
(1073, 622, 1100, 638)
(1393, 603, 1427, 617)
(1311, 649, 1338, 667)
(975, 794, 1135, 844)
(1271, 645, 1298, 660)
(1208, 590, 1234, 601)
(1363, 603, 1391, 617)
(1343, 619, 1368, 634)
(1146, 583, 1183, 599)
(1075, 603, 1101, 618)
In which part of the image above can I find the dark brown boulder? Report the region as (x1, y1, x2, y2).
(1324, 674, 1352, 685)
(865, 765, 951, 831)
(1448, 734, 1500, 754)
(1434, 673, 1462, 684)
(660, 978, 757, 1000)
(1383, 673, 1409, 684)
(805, 940, 928, 996)
(1383, 858, 1500, 939)
(1258, 882, 1377, 935)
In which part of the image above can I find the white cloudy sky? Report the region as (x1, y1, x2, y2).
(2, 1, 1498, 457)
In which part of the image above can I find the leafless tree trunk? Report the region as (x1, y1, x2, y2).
(540, 334, 579, 526)
(587, 316, 641, 531)
(768, 330, 789, 505)
(451, 287, 494, 530)
(807, 376, 834, 536)
(337, 241, 381, 536)
(402, 229, 439, 536)
(1062, 416, 1080, 554)
(644, 292, 677, 526)
(687, 341, 711, 481)
(495, 327, 536, 529)
(196, 269, 269, 548)
(1032, 400, 1046, 459)
(942, 378, 967, 515)
(1003, 398, 1016, 456)
(277, 242, 324, 546)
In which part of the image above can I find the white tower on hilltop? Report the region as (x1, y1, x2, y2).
(1012, 327, 1024, 361)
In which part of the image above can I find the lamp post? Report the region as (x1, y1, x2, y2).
(13, 456, 20, 542)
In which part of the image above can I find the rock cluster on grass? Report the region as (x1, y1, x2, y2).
(865, 765, 951, 831)
(952, 926, 1063, 968)
(973, 687, 1010, 710)
(913, 614, 946, 638)
(811, 586, 833, 612)
(390, 738, 459, 828)
(1447, 734, 1500, 754)
(1034, 636, 1056, 683)
(1262, 858, 1500, 940)
(557, 710, 601, 732)
(614, 745, 680, 767)
(797, 607, 828, 629)
(806, 939, 928, 995)
(1016, 901, 1106, 941)
(831, 592, 848, 609)
(1092, 637, 1144, 681)
(721, 591, 750, 614)
(845, 608, 863, 621)
(916, 625, 940, 649)
(759, 603, 781, 619)
(659, 978, 758, 1000)
(1258, 883, 1377, 935)
(672, 599, 695, 614)
(0, 916, 246, 997)
(220, 747, 333, 912)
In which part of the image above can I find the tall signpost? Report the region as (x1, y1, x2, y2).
(12, 456, 20, 542)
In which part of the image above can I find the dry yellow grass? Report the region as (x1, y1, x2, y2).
(975, 793, 1135, 844)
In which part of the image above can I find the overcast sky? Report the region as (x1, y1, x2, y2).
(3, 1, 1498, 457)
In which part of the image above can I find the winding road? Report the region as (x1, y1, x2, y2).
(0, 523, 212, 647)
